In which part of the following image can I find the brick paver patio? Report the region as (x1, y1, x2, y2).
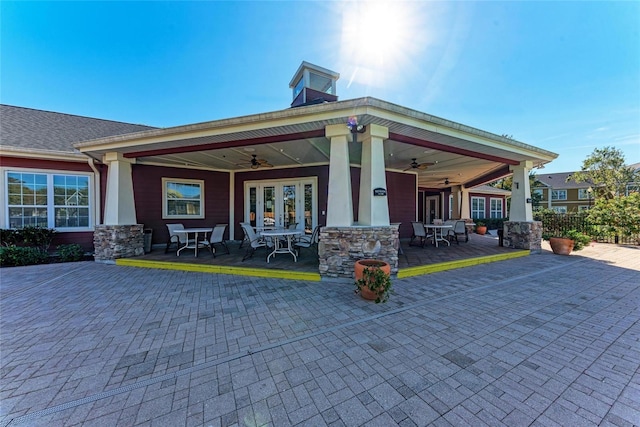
(1, 242, 638, 426)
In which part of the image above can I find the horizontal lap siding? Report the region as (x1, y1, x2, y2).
(133, 165, 230, 245)
(234, 166, 329, 240)
(233, 166, 415, 240)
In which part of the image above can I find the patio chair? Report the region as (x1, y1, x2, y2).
(165, 223, 187, 253)
(240, 222, 268, 261)
(446, 220, 469, 244)
(206, 224, 230, 257)
(409, 221, 432, 248)
(293, 225, 320, 256)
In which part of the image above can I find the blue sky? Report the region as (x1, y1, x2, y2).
(2, 1, 638, 173)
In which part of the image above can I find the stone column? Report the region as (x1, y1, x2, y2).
(505, 161, 540, 253)
(94, 152, 143, 262)
(358, 124, 390, 226)
(325, 124, 354, 226)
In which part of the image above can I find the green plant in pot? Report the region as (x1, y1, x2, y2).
(354, 259, 393, 303)
(475, 221, 487, 235)
(542, 229, 591, 255)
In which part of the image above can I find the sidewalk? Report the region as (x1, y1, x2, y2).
(1, 243, 638, 426)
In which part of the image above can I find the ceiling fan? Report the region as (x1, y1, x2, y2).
(439, 177, 462, 186)
(239, 154, 273, 169)
(403, 158, 434, 171)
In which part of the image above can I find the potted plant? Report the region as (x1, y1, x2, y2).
(475, 221, 487, 235)
(354, 259, 392, 303)
(543, 230, 591, 255)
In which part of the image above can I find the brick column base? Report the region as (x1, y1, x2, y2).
(94, 224, 144, 262)
(503, 221, 542, 254)
(318, 226, 399, 279)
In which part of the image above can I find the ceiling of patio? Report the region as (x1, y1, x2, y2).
(76, 98, 557, 190)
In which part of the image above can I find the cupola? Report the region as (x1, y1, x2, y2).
(289, 62, 339, 108)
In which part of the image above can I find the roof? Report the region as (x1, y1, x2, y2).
(471, 184, 511, 196)
(0, 104, 155, 154)
(534, 171, 591, 189)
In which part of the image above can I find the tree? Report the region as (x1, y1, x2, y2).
(586, 193, 640, 244)
(570, 147, 637, 199)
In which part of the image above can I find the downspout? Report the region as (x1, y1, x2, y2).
(87, 157, 101, 227)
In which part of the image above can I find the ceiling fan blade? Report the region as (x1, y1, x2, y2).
(417, 163, 431, 170)
(262, 163, 274, 168)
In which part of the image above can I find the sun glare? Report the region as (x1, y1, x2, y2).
(340, 1, 426, 88)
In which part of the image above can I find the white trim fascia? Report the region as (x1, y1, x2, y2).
(1, 146, 88, 162)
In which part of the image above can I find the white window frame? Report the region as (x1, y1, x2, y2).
(533, 188, 544, 199)
(162, 178, 205, 219)
(489, 198, 503, 218)
(551, 190, 567, 200)
(3, 168, 94, 231)
(471, 196, 485, 219)
(552, 206, 568, 213)
(578, 205, 590, 212)
(578, 189, 590, 200)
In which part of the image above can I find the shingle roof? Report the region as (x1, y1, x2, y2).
(0, 104, 156, 153)
(535, 171, 591, 189)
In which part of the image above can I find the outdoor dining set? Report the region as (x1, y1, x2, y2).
(164, 222, 320, 263)
(409, 220, 469, 248)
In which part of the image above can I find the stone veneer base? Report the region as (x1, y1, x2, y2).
(94, 224, 145, 261)
(318, 226, 399, 279)
(503, 221, 542, 253)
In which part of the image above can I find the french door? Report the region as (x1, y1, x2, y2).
(245, 178, 317, 234)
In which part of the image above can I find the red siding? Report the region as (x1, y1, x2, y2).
(1, 157, 93, 172)
(132, 165, 230, 245)
(233, 166, 416, 239)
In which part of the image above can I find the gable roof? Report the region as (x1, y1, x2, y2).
(534, 172, 591, 189)
(471, 184, 511, 196)
(0, 104, 155, 154)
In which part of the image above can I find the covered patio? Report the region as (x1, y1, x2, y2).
(118, 232, 526, 281)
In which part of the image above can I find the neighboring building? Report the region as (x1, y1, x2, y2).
(533, 172, 595, 213)
(627, 162, 640, 196)
(534, 162, 640, 213)
(1, 62, 558, 276)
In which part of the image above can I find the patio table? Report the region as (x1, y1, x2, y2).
(424, 224, 453, 248)
(175, 228, 213, 257)
(260, 229, 303, 263)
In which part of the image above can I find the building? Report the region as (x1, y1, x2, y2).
(533, 172, 595, 213)
(1, 62, 558, 277)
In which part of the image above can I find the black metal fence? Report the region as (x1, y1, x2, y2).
(533, 212, 640, 245)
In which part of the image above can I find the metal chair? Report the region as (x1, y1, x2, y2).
(206, 224, 230, 257)
(240, 222, 268, 261)
(409, 221, 432, 248)
(293, 225, 320, 256)
(446, 220, 469, 244)
(165, 223, 186, 253)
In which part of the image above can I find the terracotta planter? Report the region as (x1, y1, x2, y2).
(476, 226, 487, 235)
(549, 237, 574, 255)
(354, 259, 391, 301)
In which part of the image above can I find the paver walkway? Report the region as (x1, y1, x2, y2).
(1, 243, 638, 426)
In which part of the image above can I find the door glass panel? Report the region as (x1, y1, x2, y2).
(263, 186, 275, 227)
(304, 184, 313, 234)
(249, 187, 257, 227)
(283, 184, 296, 229)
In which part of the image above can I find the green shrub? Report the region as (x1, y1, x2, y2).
(20, 226, 56, 252)
(57, 244, 85, 262)
(0, 229, 20, 246)
(0, 246, 49, 267)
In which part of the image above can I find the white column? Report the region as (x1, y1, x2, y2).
(103, 152, 137, 225)
(325, 124, 354, 226)
(460, 186, 470, 219)
(509, 160, 534, 221)
(358, 124, 390, 226)
(451, 185, 471, 219)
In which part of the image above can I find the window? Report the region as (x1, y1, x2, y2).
(552, 206, 567, 213)
(6, 171, 91, 229)
(551, 190, 567, 200)
(533, 188, 545, 199)
(163, 178, 204, 219)
(578, 205, 590, 212)
(490, 198, 503, 218)
(578, 189, 590, 200)
(471, 197, 485, 219)
(626, 184, 639, 196)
